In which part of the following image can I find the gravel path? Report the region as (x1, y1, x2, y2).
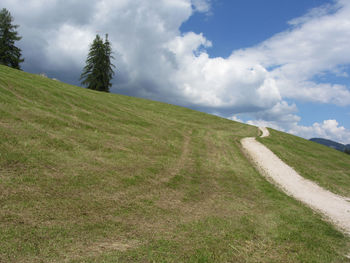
(241, 127, 350, 235)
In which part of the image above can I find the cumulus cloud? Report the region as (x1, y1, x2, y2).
(3, 0, 282, 113)
(245, 101, 299, 132)
(251, 101, 299, 124)
(167, 34, 281, 111)
(232, 0, 350, 106)
(289, 120, 350, 144)
(2, 0, 350, 140)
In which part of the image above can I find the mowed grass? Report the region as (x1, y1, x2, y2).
(0, 65, 349, 262)
(258, 128, 350, 198)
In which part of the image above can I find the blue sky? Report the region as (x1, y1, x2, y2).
(183, 0, 350, 142)
(3, 0, 350, 143)
(181, 0, 350, 132)
(182, 0, 329, 57)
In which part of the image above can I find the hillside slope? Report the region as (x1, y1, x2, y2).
(0, 65, 349, 262)
(258, 129, 350, 198)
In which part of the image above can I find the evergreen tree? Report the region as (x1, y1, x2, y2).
(80, 34, 115, 92)
(0, 8, 24, 69)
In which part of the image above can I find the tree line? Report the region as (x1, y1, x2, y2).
(0, 8, 115, 92)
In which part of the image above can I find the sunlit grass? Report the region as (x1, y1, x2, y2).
(0, 65, 349, 262)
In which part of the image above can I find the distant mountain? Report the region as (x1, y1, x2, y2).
(309, 138, 350, 153)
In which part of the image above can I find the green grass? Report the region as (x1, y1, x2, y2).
(0, 65, 349, 262)
(258, 128, 350, 197)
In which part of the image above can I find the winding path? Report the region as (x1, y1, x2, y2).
(241, 127, 350, 235)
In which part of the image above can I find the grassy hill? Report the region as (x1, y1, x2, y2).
(258, 129, 350, 197)
(0, 65, 349, 262)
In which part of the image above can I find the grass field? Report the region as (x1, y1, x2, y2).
(258, 128, 350, 198)
(1, 65, 350, 262)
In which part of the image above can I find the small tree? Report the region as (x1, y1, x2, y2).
(80, 34, 115, 92)
(0, 8, 24, 69)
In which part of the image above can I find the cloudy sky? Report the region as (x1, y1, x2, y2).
(3, 0, 350, 143)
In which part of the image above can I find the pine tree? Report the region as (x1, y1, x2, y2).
(80, 34, 115, 92)
(102, 35, 114, 91)
(0, 8, 24, 69)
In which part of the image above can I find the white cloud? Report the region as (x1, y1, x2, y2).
(229, 115, 244, 123)
(3, 0, 282, 113)
(167, 35, 281, 110)
(45, 24, 94, 69)
(253, 101, 299, 123)
(245, 118, 350, 144)
(231, 0, 350, 106)
(238, 100, 350, 144)
(244, 101, 298, 132)
(290, 120, 350, 144)
(191, 0, 211, 12)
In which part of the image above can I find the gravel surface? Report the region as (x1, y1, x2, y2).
(241, 127, 350, 235)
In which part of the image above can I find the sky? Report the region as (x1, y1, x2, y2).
(2, 0, 350, 144)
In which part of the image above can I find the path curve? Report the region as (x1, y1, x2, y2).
(241, 127, 350, 235)
(259, 127, 269, 138)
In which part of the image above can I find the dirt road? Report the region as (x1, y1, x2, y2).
(241, 127, 350, 235)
